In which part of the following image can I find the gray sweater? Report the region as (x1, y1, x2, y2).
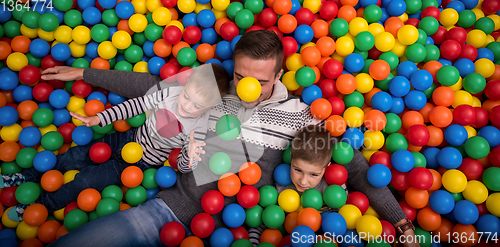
(82, 68, 407, 229)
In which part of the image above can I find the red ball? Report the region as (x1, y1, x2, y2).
(266, 26, 283, 40)
(41, 55, 64, 70)
(399, 200, 417, 221)
(220, 21, 239, 41)
(246, 25, 265, 33)
(324, 163, 348, 186)
(421, 6, 440, 19)
(345, 192, 369, 214)
(319, 1, 338, 20)
(405, 18, 420, 27)
(295, 8, 314, 26)
(259, 8, 278, 27)
(406, 124, 430, 146)
(380, 220, 396, 243)
(458, 157, 483, 180)
(72, 80, 92, 98)
(476, 202, 488, 216)
(57, 123, 76, 143)
(0, 186, 19, 207)
(458, 44, 478, 61)
(237, 185, 260, 209)
(182, 26, 202, 44)
(453, 104, 477, 126)
(190, 213, 215, 239)
(368, 47, 383, 60)
(48, 80, 66, 89)
(446, 27, 468, 44)
(230, 226, 249, 241)
(201, 190, 225, 214)
(160, 221, 186, 247)
(408, 167, 433, 190)
(485, 80, 500, 101)
(32, 82, 54, 102)
(327, 96, 345, 116)
(168, 57, 183, 69)
(490, 105, 500, 127)
(439, 40, 461, 60)
(168, 148, 181, 170)
(282, 36, 298, 57)
(19, 65, 41, 85)
(472, 107, 489, 128)
(63, 201, 79, 216)
(369, 151, 392, 169)
(318, 79, 338, 99)
(482, 0, 500, 15)
(490, 146, 500, 167)
(430, 26, 447, 44)
(161, 0, 177, 8)
(162, 26, 182, 45)
(160, 63, 179, 82)
(390, 170, 410, 191)
(322, 59, 343, 79)
(89, 142, 112, 163)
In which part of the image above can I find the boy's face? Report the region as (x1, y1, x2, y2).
(176, 85, 214, 118)
(290, 158, 328, 193)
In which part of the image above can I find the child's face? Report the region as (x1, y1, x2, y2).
(176, 85, 214, 118)
(290, 158, 327, 193)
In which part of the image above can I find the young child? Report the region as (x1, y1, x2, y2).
(1, 63, 230, 221)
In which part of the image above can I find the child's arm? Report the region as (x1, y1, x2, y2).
(248, 224, 268, 247)
(176, 130, 206, 173)
(70, 112, 101, 127)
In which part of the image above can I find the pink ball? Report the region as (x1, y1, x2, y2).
(160, 221, 186, 247)
(439, 40, 462, 60)
(408, 167, 433, 190)
(406, 124, 430, 146)
(237, 185, 260, 209)
(162, 26, 182, 45)
(190, 213, 215, 238)
(346, 192, 369, 214)
(453, 105, 477, 126)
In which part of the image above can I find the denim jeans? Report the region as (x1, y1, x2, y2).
(48, 198, 192, 247)
(23, 129, 151, 212)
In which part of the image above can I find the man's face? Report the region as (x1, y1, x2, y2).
(233, 56, 283, 109)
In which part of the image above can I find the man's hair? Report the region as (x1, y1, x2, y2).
(185, 63, 230, 106)
(233, 30, 284, 77)
(291, 125, 333, 167)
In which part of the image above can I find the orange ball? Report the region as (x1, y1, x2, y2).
(419, 103, 435, 123)
(120, 203, 132, 211)
(364, 109, 387, 131)
(84, 99, 105, 116)
(311, 20, 329, 38)
(452, 224, 478, 247)
(218, 173, 241, 197)
(260, 229, 283, 247)
(266, 0, 276, 8)
(317, 57, 331, 72)
(238, 162, 262, 185)
(338, 5, 356, 23)
(336, 73, 357, 95)
(113, 119, 131, 132)
(301, 47, 321, 66)
(121, 166, 144, 188)
(284, 211, 299, 234)
(433, 218, 454, 242)
(172, 41, 190, 57)
(429, 106, 453, 128)
(20, 238, 43, 247)
(316, 36, 336, 57)
(0, 141, 21, 162)
(423, 61, 442, 80)
(297, 208, 322, 232)
(0, 92, 6, 107)
(180, 236, 204, 247)
(405, 186, 429, 209)
(273, 0, 292, 15)
(325, 115, 347, 137)
(153, 39, 172, 58)
(37, 220, 61, 244)
(11, 36, 31, 53)
(426, 125, 443, 147)
(169, 8, 178, 20)
(195, 43, 215, 63)
(17, 100, 39, 120)
(90, 58, 110, 70)
(428, 169, 442, 191)
(55, 225, 69, 240)
(432, 86, 455, 107)
(369, 60, 391, 81)
(384, 18, 404, 38)
(77, 188, 102, 212)
(356, 6, 364, 17)
(482, 99, 500, 112)
(23, 203, 48, 226)
(310, 98, 333, 120)
(41, 170, 64, 192)
(401, 111, 424, 130)
(0, 41, 12, 60)
(416, 206, 441, 231)
(117, 19, 134, 35)
(340, 0, 358, 6)
(278, 14, 297, 34)
(488, 64, 500, 80)
(215, 18, 230, 34)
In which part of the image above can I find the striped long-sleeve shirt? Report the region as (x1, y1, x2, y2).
(96, 86, 208, 172)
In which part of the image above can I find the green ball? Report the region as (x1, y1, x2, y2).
(375, 73, 394, 92)
(177, 47, 197, 67)
(26, 53, 42, 67)
(1, 161, 22, 174)
(142, 168, 158, 189)
(102, 9, 120, 27)
(436, 65, 460, 86)
(227, 2, 244, 20)
(423, 44, 440, 62)
(54, 0, 74, 11)
(416, 29, 428, 45)
(64, 9, 83, 28)
(232, 239, 253, 247)
(258, 243, 275, 247)
(4, 20, 22, 38)
(91, 123, 113, 134)
(332, 142, 353, 165)
(235, 9, 254, 30)
(15, 181, 41, 205)
(379, 52, 399, 71)
(93, 132, 105, 140)
(145, 24, 163, 42)
(41, 131, 64, 151)
(405, 43, 427, 63)
(385, 133, 408, 153)
(383, 113, 401, 134)
(463, 73, 486, 94)
(15, 147, 38, 169)
(133, 32, 148, 46)
(65, 81, 74, 94)
(366, 240, 391, 247)
(482, 167, 500, 191)
(295, 66, 316, 87)
(262, 205, 285, 229)
(412, 151, 427, 168)
(354, 48, 369, 60)
(486, 42, 500, 61)
(126, 113, 146, 127)
(64, 209, 89, 231)
(259, 185, 278, 207)
(457, 10, 476, 28)
(301, 189, 323, 210)
(12, 8, 28, 22)
(421, 0, 438, 9)
(88, 210, 99, 221)
(101, 184, 124, 202)
(90, 24, 110, 43)
(96, 198, 121, 217)
(354, 31, 375, 51)
(323, 185, 347, 208)
(146, 13, 154, 24)
(209, 152, 232, 175)
(363, 5, 382, 23)
(109, 57, 116, 69)
(330, 18, 349, 38)
(450, 192, 463, 202)
(125, 185, 147, 207)
(0, 25, 4, 38)
(38, 13, 59, 32)
(22, 11, 41, 29)
(465, 136, 490, 159)
(418, 16, 439, 35)
(282, 145, 292, 164)
(33, 108, 54, 127)
(245, 205, 263, 228)
(405, 0, 422, 14)
(72, 58, 90, 68)
(216, 114, 242, 141)
(361, 59, 374, 74)
(244, 0, 264, 14)
(414, 227, 432, 247)
(422, 83, 436, 99)
(474, 17, 495, 35)
(114, 60, 133, 71)
(344, 91, 364, 108)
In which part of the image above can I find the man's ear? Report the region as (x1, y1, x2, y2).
(274, 69, 284, 84)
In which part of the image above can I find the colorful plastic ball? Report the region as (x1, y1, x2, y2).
(437, 147, 462, 170)
(474, 58, 495, 79)
(32, 108, 54, 127)
(97, 41, 117, 60)
(0, 71, 19, 91)
(41, 131, 64, 151)
(462, 180, 488, 205)
(47, 89, 70, 109)
(160, 221, 186, 247)
(88, 142, 112, 163)
(201, 190, 224, 215)
(237, 185, 259, 209)
(367, 164, 391, 188)
(0, 106, 19, 126)
(341, 128, 364, 150)
(301, 85, 322, 105)
(222, 203, 246, 228)
(108, 92, 127, 106)
(371, 91, 392, 112)
(391, 149, 415, 172)
(6, 52, 28, 72)
(154, 166, 176, 188)
(444, 124, 468, 147)
(115, 1, 135, 20)
(71, 125, 93, 146)
(428, 190, 455, 215)
(355, 31, 375, 52)
(273, 163, 292, 186)
(12, 84, 33, 103)
(15, 181, 41, 205)
(453, 200, 479, 225)
(210, 228, 233, 247)
(190, 213, 215, 239)
(439, 40, 462, 60)
(374, 32, 395, 52)
(464, 136, 490, 159)
(388, 76, 410, 97)
(344, 53, 365, 73)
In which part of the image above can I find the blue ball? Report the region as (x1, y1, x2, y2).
(0, 71, 19, 91)
(205, 58, 222, 65)
(13, 85, 33, 103)
(290, 0, 301, 15)
(82, 7, 101, 25)
(294, 25, 314, 44)
(98, 0, 117, 9)
(115, 1, 134, 19)
(0, 229, 17, 240)
(108, 26, 118, 41)
(404, 90, 426, 110)
(49, 89, 70, 109)
(387, 0, 406, 16)
(371, 91, 393, 112)
(53, 109, 71, 127)
(85, 42, 100, 59)
(65, 56, 77, 66)
(391, 149, 415, 172)
(437, 58, 452, 66)
(222, 203, 246, 228)
(142, 40, 155, 57)
(51, 43, 72, 62)
(155, 166, 177, 188)
(182, 13, 198, 27)
(341, 128, 364, 149)
(407, 10, 422, 19)
(201, 28, 218, 45)
(444, 124, 468, 146)
(301, 85, 322, 105)
(145, 187, 160, 200)
(380, 7, 390, 23)
(437, 147, 463, 169)
(230, 35, 242, 51)
(381, 0, 391, 8)
(478, 126, 500, 148)
(476, 214, 500, 237)
(454, 58, 475, 77)
(19, 126, 42, 147)
(461, 0, 478, 9)
(196, 0, 210, 3)
(108, 92, 127, 105)
(453, 200, 479, 225)
(33, 150, 57, 172)
(274, 164, 292, 186)
(389, 76, 411, 97)
(321, 212, 347, 236)
(72, 125, 94, 145)
(0, 239, 17, 247)
(291, 225, 316, 247)
(77, 0, 96, 9)
(0, 106, 19, 127)
(410, 69, 433, 91)
(47, 7, 65, 24)
(447, 0, 465, 12)
(31, 2, 47, 14)
(359, 0, 378, 7)
(0, 8, 12, 23)
(388, 96, 405, 114)
(210, 228, 234, 247)
(147, 57, 166, 76)
(367, 164, 392, 187)
(339, 230, 364, 247)
(38, 102, 54, 110)
(222, 59, 235, 77)
(425, 36, 434, 45)
(429, 190, 455, 214)
(344, 53, 365, 73)
(29, 39, 50, 58)
(422, 147, 440, 169)
(215, 41, 233, 60)
(477, 48, 495, 61)
(397, 61, 418, 79)
(197, 9, 216, 28)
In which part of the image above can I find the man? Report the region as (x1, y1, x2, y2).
(44, 30, 418, 247)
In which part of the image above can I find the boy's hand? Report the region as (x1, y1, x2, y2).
(70, 112, 101, 127)
(41, 66, 84, 81)
(187, 130, 206, 168)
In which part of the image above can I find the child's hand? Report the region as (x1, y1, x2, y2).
(70, 112, 101, 127)
(187, 130, 206, 168)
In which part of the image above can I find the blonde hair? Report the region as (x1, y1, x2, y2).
(185, 63, 230, 106)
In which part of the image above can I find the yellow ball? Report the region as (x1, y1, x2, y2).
(133, 61, 149, 73)
(398, 12, 408, 23)
(361, 149, 377, 161)
(472, 7, 485, 20)
(39, 125, 58, 136)
(237, 77, 262, 102)
(299, 42, 316, 53)
(368, 23, 385, 37)
(397, 25, 419, 45)
(375, 32, 395, 52)
(69, 41, 86, 57)
(331, 52, 345, 64)
(152, 7, 172, 26)
(112, 30, 132, 50)
(339, 204, 362, 230)
(442, 169, 468, 193)
(129, 14, 148, 32)
(211, 0, 229, 11)
(336, 36, 355, 56)
(452, 90, 473, 108)
(146, 0, 162, 12)
(363, 206, 380, 218)
(98, 41, 117, 60)
(282, 71, 300, 91)
(178, 0, 197, 13)
(67, 96, 86, 112)
(355, 73, 374, 93)
(391, 40, 407, 58)
(2, 207, 21, 228)
(463, 180, 489, 204)
(363, 130, 384, 151)
(55, 25, 73, 44)
(488, 14, 500, 31)
(486, 193, 500, 217)
(213, 9, 227, 19)
(1, 124, 23, 142)
(449, 76, 463, 91)
(167, 20, 185, 32)
(486, 34, 496, 46)
(195, 2, 211, 14)
(122, 142, 144, 163)
(464, 125, 477, 138)
(286, 53, 305, 71)
(475, 58, 495, 78)
(6, 52, 28, 71)
(466, 29, 487, 48)
(16, 221, 39, 241)
(38, 29, 55, 41)
(131, 0, 147, 14)
(64, 170, 80, 184)
(440, 8, 459, 27)
(303, 0, 321, 14)
(72, 109, 88, 126)
(278, 189, 301, 213)
(356, 215, 382, 241)
(349, 17, 369, 36)
(471, 96, 482, 107)
(54, 207, 65, 221)
(72, 26, 91, 45)
(343, 107, 364, 128)
(20, 24, 38, 39)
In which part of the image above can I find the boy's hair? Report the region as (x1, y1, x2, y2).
(291, 125, 333, 167)
(185, 63, 230, 106)
(233, 30, 284, 77)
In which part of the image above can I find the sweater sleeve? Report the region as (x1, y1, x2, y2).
(249, 224, 268, 247)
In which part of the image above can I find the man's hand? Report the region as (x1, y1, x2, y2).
(70, 112, 101, 127)
(41, 66, 85, 81)
(187, 130, 206, 168)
